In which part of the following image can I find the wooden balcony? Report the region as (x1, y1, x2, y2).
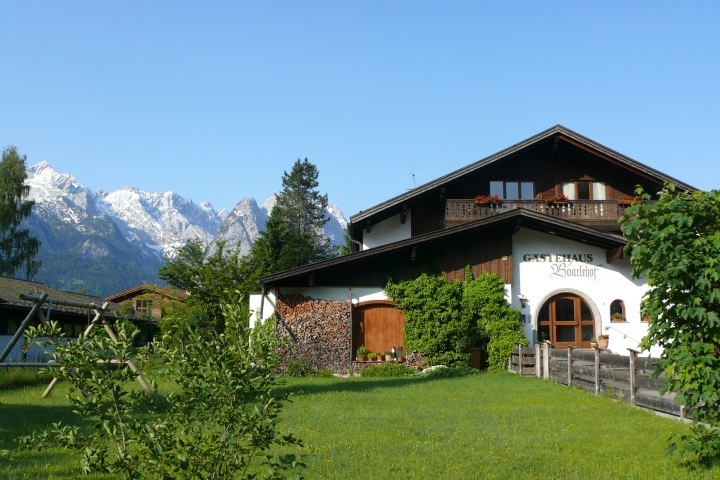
(445, 199, 640, 229)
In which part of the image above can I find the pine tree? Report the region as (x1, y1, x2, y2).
(0, 146, 41, 278)
(275, 157, 333, 263)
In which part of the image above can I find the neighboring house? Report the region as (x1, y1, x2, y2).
(105, 284, 186, 319)
(0, 277, 157, 361)
(250, 125, 693, 373)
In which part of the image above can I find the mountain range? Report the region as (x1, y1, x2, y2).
(24, 162, 348, 296)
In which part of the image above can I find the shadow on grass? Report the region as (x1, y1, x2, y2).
(274, 373, 483, 398)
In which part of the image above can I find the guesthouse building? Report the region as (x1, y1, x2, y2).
(251, 125, 692, 373)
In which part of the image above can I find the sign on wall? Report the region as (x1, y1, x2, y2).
(522, 253, 600, 280)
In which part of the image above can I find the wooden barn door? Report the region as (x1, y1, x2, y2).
(353, 301, 405, 359)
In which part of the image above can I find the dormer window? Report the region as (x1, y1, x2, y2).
(490, 181, 534, 200)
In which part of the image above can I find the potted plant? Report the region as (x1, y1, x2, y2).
(375, 352, 384, 362)
(618, 195, 643, 206)
(598, 334, 609, 350)
(356, 345, 369, 362)
(384, 350, 393, 361)
(545, 193, 569, 206)
(590, 338, 597, 349)
(475, 194, 501, 205)
(610, 313, 625, 322)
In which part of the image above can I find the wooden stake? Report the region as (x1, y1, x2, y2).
(627, 348, 638, 406)
(535, 342, 542, 378)
(543, 342, 550, 380)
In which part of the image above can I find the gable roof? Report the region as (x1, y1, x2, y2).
(350, 125, 694, 224)
(259, 209, 626, 286)
(0, 276, 124, 316)
(105, 284, 186, 303)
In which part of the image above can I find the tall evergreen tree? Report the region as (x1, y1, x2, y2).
(247, 158, 333, 276)
(0, 146, 41, 279)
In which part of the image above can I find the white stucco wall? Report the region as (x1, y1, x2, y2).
(362, 211, 411, 250)
(248, 290, 278, 329)
(249, 287, 387, 327)
(512, 228, 656, 356)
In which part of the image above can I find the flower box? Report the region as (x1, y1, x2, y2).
(475, 195, 501, 205)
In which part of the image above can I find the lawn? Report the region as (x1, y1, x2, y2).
(1, 371, 719, 479)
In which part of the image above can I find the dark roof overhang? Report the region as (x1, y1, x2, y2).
(259, 209, 627, 287)
(350, 125, 694, 225)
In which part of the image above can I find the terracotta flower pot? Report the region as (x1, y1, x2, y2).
(385, 354, 393, 361)
(358, 355, 366, 362)
(590, 343, 597, 349)
(599, 338, 609, 350)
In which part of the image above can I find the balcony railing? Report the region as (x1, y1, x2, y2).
(445, 199, 640, 228)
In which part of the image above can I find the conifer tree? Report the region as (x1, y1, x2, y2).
(277, 158, 331, 256)
(0, 146, 41, 279)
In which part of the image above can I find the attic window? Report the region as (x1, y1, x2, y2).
(490, 181, 534, 200)
(136, 299, 153, 315)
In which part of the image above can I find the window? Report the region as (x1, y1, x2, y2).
(537, 294, 595, 347)
(561, 181, 606, 200)
(610, 300, 625, 322)
(490, 181, 534, 200)
(136, 299, 153, 315)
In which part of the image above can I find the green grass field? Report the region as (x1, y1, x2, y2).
(1, 371, 719, 479)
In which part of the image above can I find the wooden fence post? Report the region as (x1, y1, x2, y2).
(535, 342, 542, 378)
(518, 343, 524, 376)
(543, 342, 550, 379)
(594, 345, 601, 395)
(627, 348, 638, 406)
(567, 346, 574, 387)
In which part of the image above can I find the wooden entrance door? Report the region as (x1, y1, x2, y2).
(537, 295, 595, 348)
(353, 301, 405, 359)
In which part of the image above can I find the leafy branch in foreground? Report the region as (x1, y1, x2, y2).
(13, 302, 305, 479)
(621, 184, 720, 462)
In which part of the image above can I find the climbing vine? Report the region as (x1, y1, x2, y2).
(385, 270, 525, 370)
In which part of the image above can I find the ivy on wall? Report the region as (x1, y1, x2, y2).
(385, 269, 525, 371)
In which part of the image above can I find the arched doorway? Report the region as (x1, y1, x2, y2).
(352, 301, 405, 359)
(537, 294, 595, 348)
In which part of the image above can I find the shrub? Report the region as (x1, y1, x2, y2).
(316, 369, 334, 377)
(421, 366, 481, 378)
(359, 363, 416, 378)
(283, 357, 314, 377)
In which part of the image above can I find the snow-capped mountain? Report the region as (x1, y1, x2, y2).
(26, 161, 223, 261)
(24, 162, 348, 295)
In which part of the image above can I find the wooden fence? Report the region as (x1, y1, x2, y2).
(510, 343, 687, 418)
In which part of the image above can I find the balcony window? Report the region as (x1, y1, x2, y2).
(490, 181, 534, 200)
(561, 181, 606, 200)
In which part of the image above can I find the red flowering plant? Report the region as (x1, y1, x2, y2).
(545, 193, 569, 204)
(475, 194, 501, 204)
(618, 195, 643, 204)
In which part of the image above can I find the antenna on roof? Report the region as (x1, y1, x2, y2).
(403, 159, 423, 190)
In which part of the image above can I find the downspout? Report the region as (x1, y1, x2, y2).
(259, 285, 266, 322)
(347, 222, 364, 252)
(349, 288, 353, 366)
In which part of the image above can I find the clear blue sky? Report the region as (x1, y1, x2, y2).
(2, 2, 718, 217)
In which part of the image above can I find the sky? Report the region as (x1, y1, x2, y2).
(1, 2, 718, 218)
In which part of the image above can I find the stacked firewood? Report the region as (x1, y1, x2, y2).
(276, 294, 350, 375)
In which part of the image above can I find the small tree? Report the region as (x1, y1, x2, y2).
(621, 184, 720, 461)
(0, 145, 41, 278)
(13, 302, 305, 479)
(158, 239, 246, 334)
